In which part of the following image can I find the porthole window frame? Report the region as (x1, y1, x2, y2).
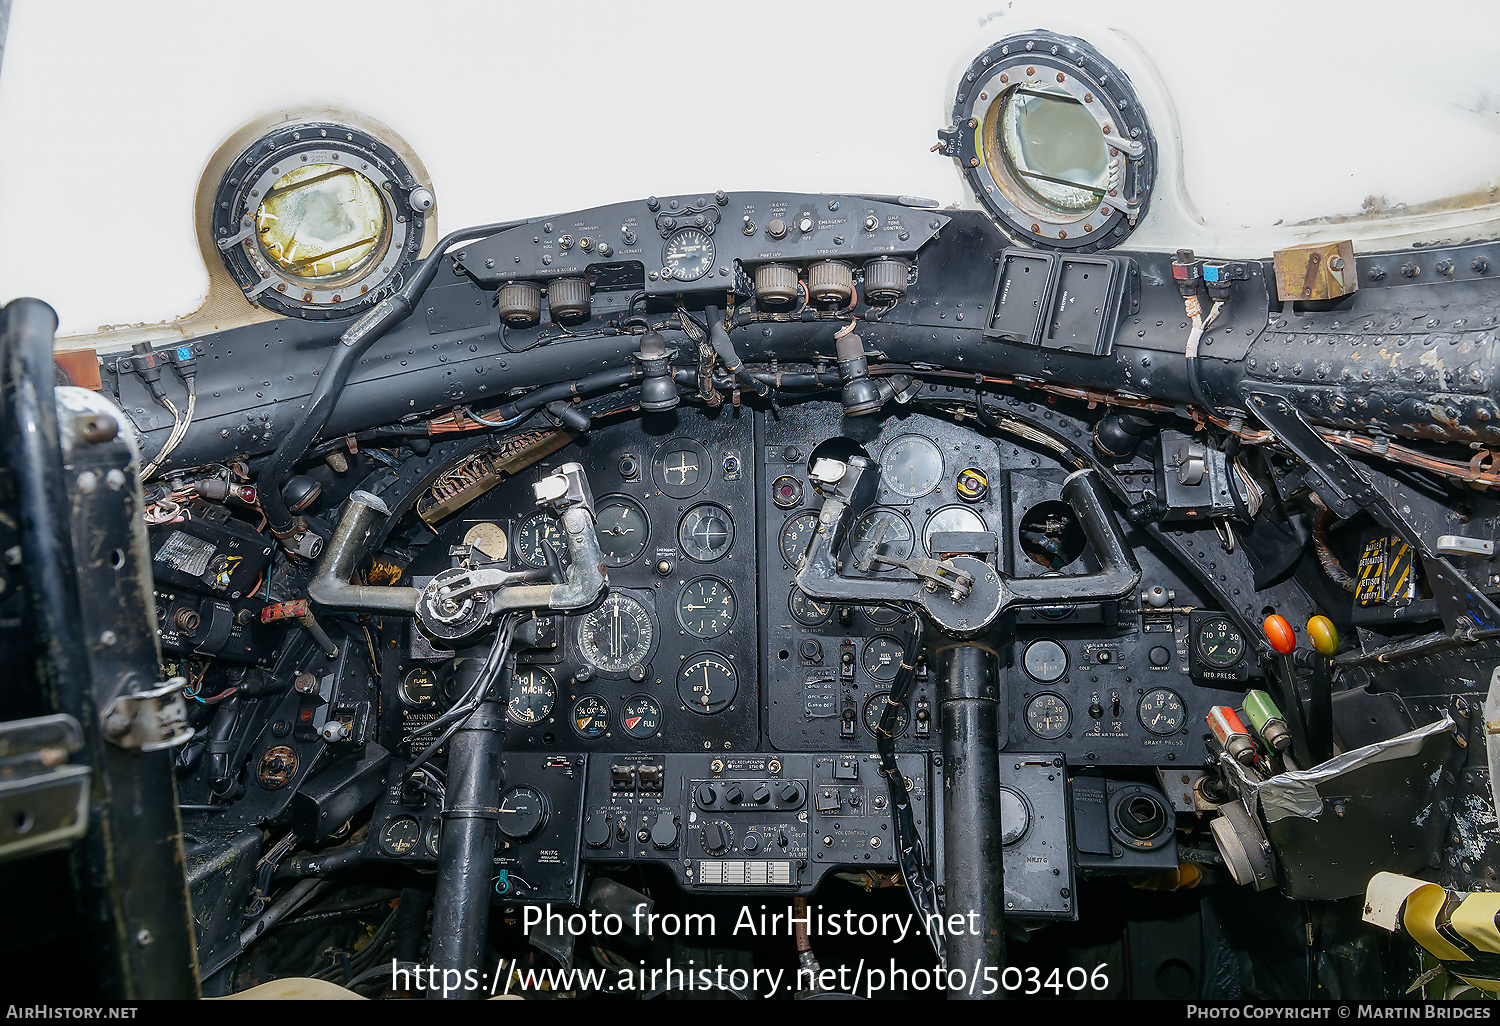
(211, 121, 429, 320)
(946, 31, 1156, 252)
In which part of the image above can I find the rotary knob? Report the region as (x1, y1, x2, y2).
(751, 782, 772, 805)
(767, 218, 787, 240)
(695, 783, 718, 808)
(723, 784, 744, 806)
(701, 822, 731, 856)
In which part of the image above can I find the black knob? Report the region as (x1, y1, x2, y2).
(776, 781, 805, 806)
(584, 816, 611, 849)
(650, 813, 679, 850)
(723, 784, 744, 805)
(696, 783, 717, 807)
(751, 782, 772, 805)
(701, 822, 730, 855)
(742, 834, 761, 854)
(800, 640, 823, 663)
(1149, 646, 1171, 667)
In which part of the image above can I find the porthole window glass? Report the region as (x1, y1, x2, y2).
(993, 85, 1109, 217)
(945, 31, 1154, 251)
(255, 164, 389, 284)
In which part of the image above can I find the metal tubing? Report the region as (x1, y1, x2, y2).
(1006, 468, 1141, 605)
(308, 490, 419, 614)
(429, 652, 507, 998)
(938, 644, 1004, 999)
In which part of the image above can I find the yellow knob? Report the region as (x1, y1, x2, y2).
(1307, 615, 1339, 657)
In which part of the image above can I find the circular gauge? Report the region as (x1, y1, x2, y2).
(850, 508, 915, 572)
(662, 227, 716, 282)
(678, 653, 738, 715)
(780, 512, 820, 567)
(596, 497, 650, 567)
(572, 695, 610, 739)
(507, 665, 557, 725)
(461, 522, 508, 562)
(379, 815, 421, 857)
(678, 578, 735, 639)
(1196, 617, 1247, 668)
(401, 667, 439, 709)
(863, 692, 911, 738)
(788, 587, 832, 627)
(881, 435, 945, 499)
(1025, 693, 1072, 740)
(771, 476, 803, 509)
(654, 438, 710, 499)
(1139, 688, 1188, 736)
(1023, 639, 1068, 683)
(923, 505, 989, 555)
(497, 785, 548, 841)
(577, 592, 655, 674)
(424, 820, 441, 858)
(516, 510, 567, 569)
(864, 604, 905, 626)
(862, 635, 904, 682)
(678, 503, 734, 562)
(621, 695, 662, 740)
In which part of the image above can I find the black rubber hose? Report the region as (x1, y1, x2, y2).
(261, 221, 525, 535)
(477, 365, 642, 424)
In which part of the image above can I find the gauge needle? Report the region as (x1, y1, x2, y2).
(612, 604, 621, 655)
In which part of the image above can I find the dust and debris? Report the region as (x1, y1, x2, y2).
(1450, 792, 1498, 864)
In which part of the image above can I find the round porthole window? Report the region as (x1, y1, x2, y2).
(943, 31, 1155, 251)
(212, 121, 431, 320)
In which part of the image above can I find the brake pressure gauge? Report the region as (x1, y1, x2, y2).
(1025, 693, 1071, 740)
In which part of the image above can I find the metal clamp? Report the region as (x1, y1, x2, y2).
(102, 676, 193, 752)
(0, 714, 91, 863)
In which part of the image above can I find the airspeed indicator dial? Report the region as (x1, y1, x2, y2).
(516, 511, 568, 569)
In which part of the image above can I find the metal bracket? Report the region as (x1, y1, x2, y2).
(101, 676, 193, 752)
(1246, 389, 1500, 633)
(0, 714, 91, 863)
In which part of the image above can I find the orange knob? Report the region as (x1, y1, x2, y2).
(1263, 614, 1295, 655)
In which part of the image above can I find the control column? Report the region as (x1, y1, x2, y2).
(939, 644, 1004, 999)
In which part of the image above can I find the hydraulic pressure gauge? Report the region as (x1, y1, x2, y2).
(662, 227, 715, 282)
(1195, 617, 1246, 668)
